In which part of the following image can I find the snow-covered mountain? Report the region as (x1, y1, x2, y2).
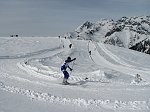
(63, 16, 150, 54)
(129, 38, 150, 54)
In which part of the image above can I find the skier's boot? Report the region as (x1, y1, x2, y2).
(65, 81, 70, 85)
(63, 78, 69, 85)
(63, 78, 70, 85)
(62, 78, 65, 84)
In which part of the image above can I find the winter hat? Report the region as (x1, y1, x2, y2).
(65, 57, 71, 63)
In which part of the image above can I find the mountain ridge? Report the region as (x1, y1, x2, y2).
(63, 15, 150, 54)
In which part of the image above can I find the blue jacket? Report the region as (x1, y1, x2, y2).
(61, 58, 76, 71)
(61, 62, 69, 72)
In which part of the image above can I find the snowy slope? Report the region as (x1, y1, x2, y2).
(0, 37, 150, 112)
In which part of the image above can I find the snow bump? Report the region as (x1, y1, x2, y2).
(0, 82, 149, 111)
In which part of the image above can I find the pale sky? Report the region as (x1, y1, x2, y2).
(0, 0, 150, 37)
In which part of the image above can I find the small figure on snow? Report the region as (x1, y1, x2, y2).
(89, 51, 91, 55)
(69, 44, 72, 48)
(134, 74, 142, 83)
(25, 61, 28, 65)
(61, 57, 76, 85)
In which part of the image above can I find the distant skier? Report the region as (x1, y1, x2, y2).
(61, 57, 76, 85)
(69, 44, 72, 48)
(134, 74, 142, 83)
(24, 61, 28, 65)
(89, 51, 91, 55)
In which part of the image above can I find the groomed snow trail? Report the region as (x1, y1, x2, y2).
(88, 41, 150, 80)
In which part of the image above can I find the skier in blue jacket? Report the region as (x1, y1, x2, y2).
(61, 57, 76, 84)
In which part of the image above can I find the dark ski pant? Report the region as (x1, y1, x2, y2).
(62, 71, 69, 79)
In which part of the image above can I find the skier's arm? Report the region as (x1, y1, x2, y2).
(68, 66, 72, 71)
(71, 58, 76, 62)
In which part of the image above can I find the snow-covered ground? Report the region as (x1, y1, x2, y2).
(0, 37, 150, 112)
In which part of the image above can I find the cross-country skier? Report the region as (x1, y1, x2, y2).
(61, 57, 76, 84)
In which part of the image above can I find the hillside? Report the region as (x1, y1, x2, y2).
(0, 37, 150, 112)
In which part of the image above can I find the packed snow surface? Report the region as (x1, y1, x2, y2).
(0, 37, 150, 112)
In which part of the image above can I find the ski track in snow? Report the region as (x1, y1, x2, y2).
(18, 61, 111, 85)
(0, 47, 62, 59)
(16, 39, 108, 84)
(98, 43, 150, 71)
(98, 43, 133, 67)
(88, 41, 150, 80)
(17, 39, 150, 86)
(0, 82, 149, 111)
(1, 38, 150, 111)
(19, 61, 150, 86)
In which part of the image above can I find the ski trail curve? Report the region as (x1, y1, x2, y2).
(18, 62, 110, 83)
(97, 43, 133, 67)
(87, 40, 99, 65)
(88, 41, 150, 78)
